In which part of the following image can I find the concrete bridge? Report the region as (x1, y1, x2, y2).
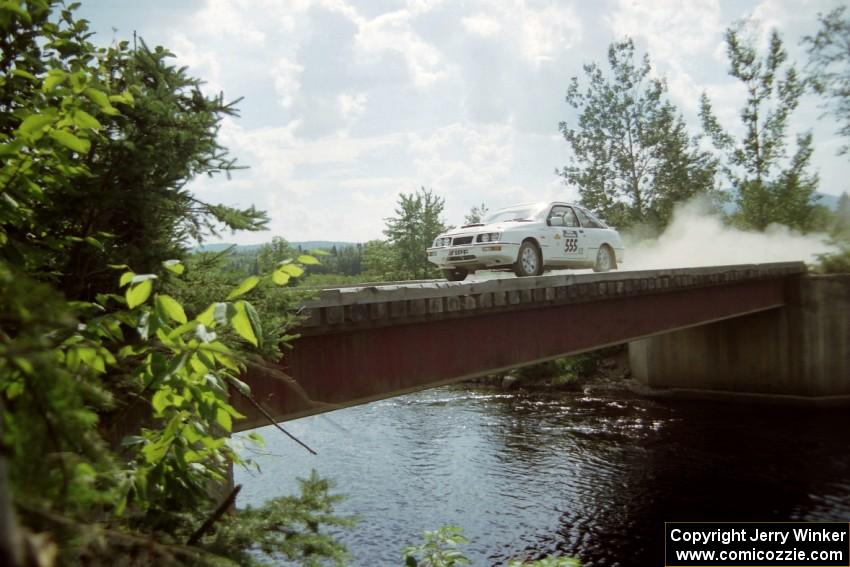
(233, 262, 850, 432)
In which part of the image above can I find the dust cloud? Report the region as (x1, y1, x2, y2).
(622, 198, 835, 271)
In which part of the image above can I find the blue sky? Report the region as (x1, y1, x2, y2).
(77, 0, 848, 243)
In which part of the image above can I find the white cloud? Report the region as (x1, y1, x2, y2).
(517, 2, 582, 66)
(609, 0, 724, 119)
(168, 33, 225, 95)
(355, 9, 451, 86)
(462, 2, 582, 66)
(610, 0, 723, 63)
(462, 14, 502, 37)
(272, 57, 305, 109)
(338, 92, 368, 121)
(193, 0, 267, 45)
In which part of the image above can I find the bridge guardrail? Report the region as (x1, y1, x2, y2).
(297, 262, 806, 333)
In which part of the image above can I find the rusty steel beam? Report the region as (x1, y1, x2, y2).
(233, 273, 794, 430)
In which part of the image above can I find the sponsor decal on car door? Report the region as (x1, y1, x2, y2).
(547, 205, 588, 263)
(561, 207, 588, 262)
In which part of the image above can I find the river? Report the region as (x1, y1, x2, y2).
(235, 385, 850, 566)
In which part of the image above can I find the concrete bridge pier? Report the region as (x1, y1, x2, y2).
(629, 275, 850, 403)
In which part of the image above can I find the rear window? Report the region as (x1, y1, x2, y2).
(575, 208, 606, 229)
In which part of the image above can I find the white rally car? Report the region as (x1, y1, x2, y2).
(427, 201, 625, 281)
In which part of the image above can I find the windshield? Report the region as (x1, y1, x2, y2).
(485, 204, 546, 224)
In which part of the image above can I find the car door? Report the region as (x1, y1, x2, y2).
(573, 206, 604, 261)
(546, 205, 590, 265)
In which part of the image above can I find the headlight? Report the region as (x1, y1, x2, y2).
(476, 232, 501, 243)
(433, 236, 451, 247)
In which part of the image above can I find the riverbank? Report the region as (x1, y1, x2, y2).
(462, 345, 632, 393)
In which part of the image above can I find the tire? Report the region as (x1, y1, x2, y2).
(442, 268, 468, 281)
(513, 240, 542, 277)
(593, 245, 617, 272)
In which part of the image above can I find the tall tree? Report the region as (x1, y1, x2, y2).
(1, 9, 268, 299)
(256, 236, 296, 274)
(804, 6, 850, 157)
(835, 191, 850, 239)
(701, 22, 818, 231)
(559, 38, 718, 231)
(383, 187, 446, 279)
(0, 3, 351, 565)
(464, 203, 489, 225)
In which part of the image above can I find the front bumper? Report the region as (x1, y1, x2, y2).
(426, 242, 520, 270)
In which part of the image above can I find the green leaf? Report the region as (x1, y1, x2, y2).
(226, 275, 259, 300)
(18, 113, 56, 136)
(151, 389, 169, 413)
(280, 263, 304, 277)
(229, 377, 251, 396)
(272, 268, 290, 286)
(12, 68, 36, 80)
(156, 294, 187, 324)
(42, 71, 66, 92)
(73, 109, 101, 130)
(298, 254, 320, 265)
(49, 129, 90, 153)
(2, 1, 30, 21)
(126, 279, 154, 309)
(84, 235, 104, 250)
(229, 301, 257, 347)
(6, 381, 24, 400)
(119, 271, 135, 288)
(243, 301, 263, 349)
(197, 304, 216, 327)
(162, 259, 184, 274)
(109, 89, 134, 105)
(12, 357, 33, 374)
(83, 87, 119, 115)
(215, 407, 233, 432)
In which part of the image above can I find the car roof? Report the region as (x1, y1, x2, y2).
(495, 201, 584, 210)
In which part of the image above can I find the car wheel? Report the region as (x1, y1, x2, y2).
(513, 240, 541, 277)
(593, 245, 617, 272)
(442, 268, 468, 281)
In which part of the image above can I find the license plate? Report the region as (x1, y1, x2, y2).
(449, 249, 468, 257)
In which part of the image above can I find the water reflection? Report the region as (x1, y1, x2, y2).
(236, 387, 850, 566)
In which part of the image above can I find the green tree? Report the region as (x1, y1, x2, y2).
(835, 192, 850, 238)
(464, 203, 489, 225)
(383, 187, 446, 279)
(0, 2, 351, 565)
(1, 5, 268, 300)
(256, 236, 297, 274)
(361, 239, 399, 281)
(559, 38, 718, 231)
(804, 6, 850, 157)
(700, 22, 818, 231)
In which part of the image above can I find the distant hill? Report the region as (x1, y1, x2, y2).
(815, 192, 841, 210)
(290, 241, 360, 250)
(194, 241, 360, 253)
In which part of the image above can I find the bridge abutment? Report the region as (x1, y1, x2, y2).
(629, 275, 850, 402)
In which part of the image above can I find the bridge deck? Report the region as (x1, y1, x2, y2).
(234, 262, 805, 430)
